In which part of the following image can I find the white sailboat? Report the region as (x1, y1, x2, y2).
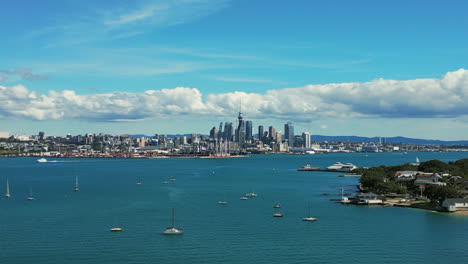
(5, 179, 11, 198)
(162, 208, 184, 235)
(27, 187, 35, 200)
(302, 202, 317, 221)
(136, 176, 142, 185)
(73, 176, 79, 192)
(218, 193, 228, 205)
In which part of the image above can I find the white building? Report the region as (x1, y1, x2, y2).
(302, 132, 311, 148)
(442, 199, 468, 212)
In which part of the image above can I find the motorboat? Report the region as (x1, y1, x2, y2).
(273, 204, 281, 208)
(218, 201, 228, 205)
(110, 227, 123, 232)
(240, 196, 248, 200)
(297, 164, 320, 171)
(37, 158, 47, 163)
(273, 213, 284, 217)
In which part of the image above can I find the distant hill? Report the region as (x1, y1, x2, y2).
(311, 135, 468, 145)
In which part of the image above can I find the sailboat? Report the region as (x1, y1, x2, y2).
(162, 208, 184, 235)
(136, 176, 142, 185)
(5, 179, 11, 198)
(411, 157, 420, 166)
(302, 202, 317, 221)
(27, 187, 35, 200)
(73, 176, 79, 192)
(218, 193, 228, 205)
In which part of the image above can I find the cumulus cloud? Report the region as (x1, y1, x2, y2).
(0, 68, 49, 81)
(1, 69, 468, 122)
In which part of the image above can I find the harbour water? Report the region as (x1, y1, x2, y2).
(1, 152, 467, 263)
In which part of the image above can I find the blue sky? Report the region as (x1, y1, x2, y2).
(1, 0, 468, 140)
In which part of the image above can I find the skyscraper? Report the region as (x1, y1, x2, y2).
(209, 127, 218, 139)
(218, 122, 223, 141)
(223, 122, 233, 141)
(246, 120, 253, 141)
(236, 112, 246, 146)
(284, 122, 294, 146)
(302, 132, 311, 148)
(258, 125, 264, 140)
(268, 126, 276, 142)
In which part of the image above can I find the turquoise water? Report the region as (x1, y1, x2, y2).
(1, 152, 467, 263)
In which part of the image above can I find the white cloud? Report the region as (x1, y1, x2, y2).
(28, 0, 230, 47)
(1, 69, 468, 122)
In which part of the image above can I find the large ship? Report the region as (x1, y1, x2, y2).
(327, 162, 357, 172)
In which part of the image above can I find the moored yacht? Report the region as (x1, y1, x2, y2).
(162, 208, 184, 235)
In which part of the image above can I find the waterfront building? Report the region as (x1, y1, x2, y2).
(246, 120, 253, 141)
(284, 122, 294, 146)
(268, 126, 276, 142)
(223, 122, 233, 141)
(236, 112, 246, 147)
(218, 122, 223, 141)
(302, 132, 311, 148)
(258, 125, 264, 140)
(209, 127, 218, 140)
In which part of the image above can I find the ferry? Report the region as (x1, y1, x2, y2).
(327, 162, 357, 172)
(297, 164, 320, 171)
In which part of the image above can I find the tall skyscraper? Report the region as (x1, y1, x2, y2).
(268, 126, 276, 142)
(245, 120, 253, 141)
(302, 132, 311, 148)
(284, 122, 294, 146)
(258, 125, 264, 140)
(223, 122, 233, 141)
(218, 122, 223, 140)
(209, 127, 218, 139)
(236, 112, 246, 146)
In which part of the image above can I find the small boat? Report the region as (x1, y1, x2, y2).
(297, 164, 320, 171)
(170, 178, 176, 182)
(273, 213, 284, 217)
(218, 201, 228, 205)
(162, 208, 184, 235)
(240, 196, 248, 200)
(136, 177, 142, 185)
(73, 176, 79, 192)
(273, 204, 281, 208)
(302, 202, 317, 221)
(110, 227, 123, 232)
(162, 181, 168, 184)
(27, 187, 35, 200)
(245, 191, 257, 197)
(5, 179, 11, 198)
(37, 158, 48, 163)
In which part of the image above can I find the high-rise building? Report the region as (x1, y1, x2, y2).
(223, 122, 233, 141)
(209, 127, 218, 139)
(38, 131, 45, 140)
(268, 126, 276, 142)
(284, 122, 295, 146)
(276, 132, 282, 143)
(218, 122, 223, 140)
(258, 125, 264, 140)
(236, 112, 246, 146)
(245, 120, 253, 141)
(302, 132, 311, 148)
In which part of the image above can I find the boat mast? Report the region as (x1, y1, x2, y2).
(172, 208, 175, 228)
(6, 179, 10, 197)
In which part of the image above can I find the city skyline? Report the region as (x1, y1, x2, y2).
(1, 0, 468, 140)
